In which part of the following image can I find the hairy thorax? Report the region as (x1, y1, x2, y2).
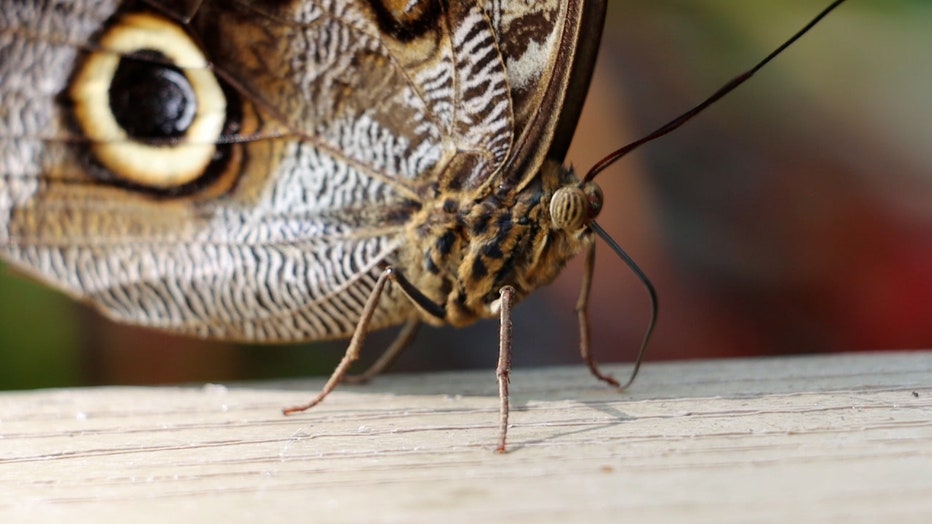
(399, 161, 597, 328)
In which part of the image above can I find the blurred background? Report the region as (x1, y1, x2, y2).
(1, 0, 930, 390)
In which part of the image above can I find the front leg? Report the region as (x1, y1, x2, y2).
(496, 285, 516, 453)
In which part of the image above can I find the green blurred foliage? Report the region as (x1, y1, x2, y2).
(0, 264, 81, 388)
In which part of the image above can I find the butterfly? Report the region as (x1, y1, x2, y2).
(0, 0, 847, 451)
(1, 0, 616, 450)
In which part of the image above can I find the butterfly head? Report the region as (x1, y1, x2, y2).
(548, 181, 603, 233)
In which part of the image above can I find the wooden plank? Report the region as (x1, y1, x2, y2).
(1, 351, 930, 523)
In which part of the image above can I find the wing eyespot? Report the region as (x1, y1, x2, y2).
(69, 12, 242, 195)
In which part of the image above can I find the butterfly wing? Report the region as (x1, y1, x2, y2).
(0, 0, 603, 341)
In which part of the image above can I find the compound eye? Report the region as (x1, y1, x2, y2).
(550, 181, 603, 232)
(549, 186, 587, 231)
(70, 13, 230, 191)
(583, 182, 604, 220)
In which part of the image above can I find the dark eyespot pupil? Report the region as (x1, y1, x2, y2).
(109, 50, 196, 140)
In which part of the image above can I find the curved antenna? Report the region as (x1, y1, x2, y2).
(590, 221, 657, 390)
(583, 0, 847, 183)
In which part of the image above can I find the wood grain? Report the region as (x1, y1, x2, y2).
(1, 351, 930, 523)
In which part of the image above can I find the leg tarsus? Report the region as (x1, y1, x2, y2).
(282, 267, 394, 415)
(577, 242, 620, 388)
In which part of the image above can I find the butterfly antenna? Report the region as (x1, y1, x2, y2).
(583, 0, 847, 183)
(582, 0, 847, 385)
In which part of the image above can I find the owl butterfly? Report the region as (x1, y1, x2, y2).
(0, 0, 845, 451)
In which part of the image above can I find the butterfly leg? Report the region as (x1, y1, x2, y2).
(577, 241, 621, 388)
(496, 285, 516, 453)
(345, 318, 421, 384)
(282, 266, 396, 415)
(374, 270, 513, 452)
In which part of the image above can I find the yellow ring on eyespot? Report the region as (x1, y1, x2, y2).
(70, 13, 226, 189)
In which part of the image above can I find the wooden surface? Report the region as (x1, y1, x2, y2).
(1, 351, 930, 523)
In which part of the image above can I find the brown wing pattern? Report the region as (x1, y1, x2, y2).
(0, 0, 600, 341)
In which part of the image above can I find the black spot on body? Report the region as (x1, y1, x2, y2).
(497, 214, 513, 235)
(471, 257, 488, 280)
(437, 231, 456, 255)
(451, 297, 471, 319)
(473, 212, 491, 235)
(481, 243, 503, 260)
(495, 255, 518, 290)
